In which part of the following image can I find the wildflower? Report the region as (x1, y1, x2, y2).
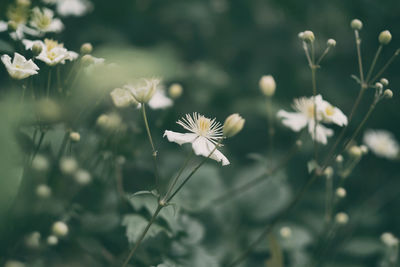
(277, 95, 347, 144)
(30, 7, 64, 33)
(147, 88, 173, 109)
(23, 39, 78, 66)
(363, 129, 399, 159)
(125, 78, 160, 104)
(164, 113, 229, 165)
(52, 221, 68, 237)
(379, 30, 392, 45)
(1, 53, 39, 79)
(43, 0, 93, 17)
(168, 83, 183, 98)
(36, 184, 51, 198)
(223, 113, 245, 138)
(259, 75, 276, 97)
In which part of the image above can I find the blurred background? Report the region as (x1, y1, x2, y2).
(0, 0, 399, 266)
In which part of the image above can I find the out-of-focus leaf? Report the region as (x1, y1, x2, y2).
(341, 237, 383, 257)
(0, 39, 13, 53)
(184, 247, 220, 267)
(122, 214, 171, 244)
(80, 212, 120, 232)
(178, 215, 204, 245)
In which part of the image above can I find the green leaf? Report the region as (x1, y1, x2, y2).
(341, 237, 383, 257)
(122, 214, 171, 244)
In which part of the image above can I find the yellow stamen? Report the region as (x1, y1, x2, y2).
(197, 116, 211, 136)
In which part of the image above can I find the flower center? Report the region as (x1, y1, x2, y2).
(307, 104, 315, 118)
(45, 39, 63, 51)
(197, 116, 211, 136)
(325, 105, 335, 116)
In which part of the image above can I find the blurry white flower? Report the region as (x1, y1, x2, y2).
(1, 53, 39, 79)
(23, 39, 78, 66)
(30, 7, 64, 33)
(381, 232, 399, 247)
(335, 212, 349, 224)
(164, 113, 229, 165)
(319, 98, 348, 126)
(52, 221, 68, 237)
(125, 78, 160, 104)
(43, 0, 93, 17)
(60, 157, 78, 175)
(277, 95, 336, 144)
(110, 88, 138, 108)
(363, 129, 399, 159)
(36, 184, 51, 198)
(0, 21, 7, 32)
(147, 88, 173, 109)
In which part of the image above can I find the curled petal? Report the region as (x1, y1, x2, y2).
(192, 137, 230, 166)
(163, 131, 197, 145)
(308, 121, 334, 145)
(277, 110, 308, 132)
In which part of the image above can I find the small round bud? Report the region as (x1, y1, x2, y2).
(383, 89, 393, 99)
(302, 30, 315, 43)
(380, 78, 389, 86)
(348, 146, 362, 158)
(259, 75, 276, 97)
(350, 19, 363, 30)
(336, 187, 347, 198)
(116, 155, 126, 165)
(335, 212, 349, 224)
(298, 32, 305, 39)
(47, 235, 58, 246)
(223, 113, 245, 138)
(74, 169, 91, 185)
(279, 226, 292, 238)
(7, 21, 18, 32)
(379, 30, 392, 45)
(25, 231, 41, 248)
(336, 154, 344, 163)
(96, 113, 124, 132)
(168, 83, 183, 99)
(327, 39, 336, 47)
(60, 157, 78, 175)
(69, 132, 80, 142)
(324, 166, 334, 179)
(32, 154, 49, 172)
(81, 54, 94, 65)
(35, 98, 62, 123)
(32, 42, 43, 57)
(17, 0, 31, 7)
(52, 221, 68, 237)
(295, 140, 303, 148)
(381, 232, 399, 247)
(36, 184, 51, 198)
(375, 82, 383, 90)
(4, 260, 26, 267)
(80, 43, 93, 55)
(360, 145, 368, 154)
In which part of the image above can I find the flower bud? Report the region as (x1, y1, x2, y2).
(350, 19, 363, 30)
(279, 226, 292, 238)
(81, 54, 94, 65)
(336, 187, 346, 198)
(384, 89, 393, 99)
(128, 78, 160, 104)
(32, 42, 43, 57)
(348, 146, 363, 158)
(379, 30, 392, 45)
(47, 235, 58, 246)
(381, 232, 399, 247)
(36, 184, 51, 198)
(302, 30, 315, 43)
(259, 75, 276, 97)
(69, 132, 80, 142)
(360, 145, 368, 154)
(380, 78, 389, 86)
(7, 21, 18, 32)
(298, 32, 305, 39)
(327, 39, 336, 47)
(25, 231, 40, 248)
(52, 221, 68, 237)
(80, 43, 93, 55)
(4, 260, 26, 267)
(60, 157, 78, 175)
(168, 83, 183, 99)
(96, 113, 124, 132)
(335, 154, 343, 163)
(335, 212, 349, 224)
(324, 166, 334, 179)
(223, 113, 245, 138)
(35, 98, 62, 123)
(375, 82, 383, 90)
(32, 154, 49, 172)
(110, 88, 137, 108)
(74, 169, 91, 185)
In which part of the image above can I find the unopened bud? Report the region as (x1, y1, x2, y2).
(60, 157, 78, 175)
(380, 78, 389, 86)
(324, 166, 334, 179)
(168, 83, 183, 98)
(7, 21, 18, 32)
(74, 169, 91, 185)
(336, 154, 343, 163)
(80, 43, 93, 55)
(349, 146, 362, 158)
(302, 30, 315, 43)
(375, 82, 383, 90)
(335, 212, 349, 224)
(81, 54, 94, 65)
(36, 184, 51, 198)
(32, 42, 42, 57)
(47, 235, 58, 246)
(336, 187, 347, 198)
(350, 19, 363, 30)
(69, 132, 80, 142)
(259, 75, 276, 97)
(279, 226, 292, 238)
(327, 39, 336, 47)
(223, 113, 245, 138)
(379, 30, 392, 45)
(52, 221, 68, 237)
(384, 89, 393, 99)
(381, 232, 399, 247)
(32, 154, 49, 172)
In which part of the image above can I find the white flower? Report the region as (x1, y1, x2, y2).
(125, 78, 160, 104)
(1, 53, 39, 79)
(110, 88, 138, 108)
(30, 7, 64, 33)
(363, 129, 399, 159)
(277, 95, 347, 145)
(23, 39, 78, 66)
(43, 0, 93, 17)
(164, 113, 229, 166)
(148, 88, 173, 109)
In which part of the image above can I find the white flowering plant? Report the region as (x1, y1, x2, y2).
(0, 1, 399, 267)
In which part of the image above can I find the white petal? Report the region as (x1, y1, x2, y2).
(277, 110, 308, 132)
(13, 53, 27, 65)
(192, 137, 230, 166)
(0, 21, 7, 32)
(1, 54, 12, 68)
(308, 121, 334, 145)
(110, 88, 136, 108)
(48, 19, 64, 32)
(148, 90, 173, 109)
(163, 131, 197, 145)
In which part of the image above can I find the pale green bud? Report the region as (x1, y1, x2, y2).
(223, 113, 245, 138)
(36, 184, 51, 198)
(69, 132, 80, 142)
(302, 30, 315, 43)
(350, 19, 363, 30)
(384, 89, 393, 99)
(335, 212, 349, 224)
(60, 157, 78, 175)
(336, 187, 346, 198)
(380, 78, 389, 86)
(327, 39, 336, 47)
(259, 75, 276, 97)
(47, 235, 58, 246)
(80, 43, 93, 55)
(52, 221, 68, 237)
(74, 169, 91, 185)
(348, 146, 362, 158)
(168, 83, 183, 98)
(379, 30, 392, 45)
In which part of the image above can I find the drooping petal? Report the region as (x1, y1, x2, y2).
(277, 110, 308, 132)
(110, 88, 137, 108)
(163, 131, 197, 145)
(1, 54, 12, 69)
(148, 90, 173, 109)
(192, 136, 230, 166)
(308, 121, 334, 145)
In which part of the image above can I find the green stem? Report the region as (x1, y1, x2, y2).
(311, 65, 318, 161)
(325, 176, 333, 224)
(141, 104, 161, 192)
(354, 30, 365, 83)
(316, 46, 331, 65)
(365, 45, 382, 83)
(46, 68, 52, 98)
(57, 65, 62, 93)
(31, 131, 46, 162)
(266, 97, 274, 153)
(57, 130, 70, 160)
(369, 49, 400, 84)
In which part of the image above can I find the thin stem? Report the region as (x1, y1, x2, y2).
(57, 65, 62, 93)
(57, 130, 70, 160)
(311, 65, 318, 161)
(46, 68, 52, 98)
(317, 46, 331, 65)
(302, 42, 313, 67)
(162, 151, 193, 202)
(365, 45, 382, 83)
(370, 49, 400, 84)
(31, 131, 46, 162)
(354, 30, 365, 83)
(121, 204, 163, 267)
(325, 176, 333, 224)
(266, 97, 274, 153)
(141, 104, 161, 192)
